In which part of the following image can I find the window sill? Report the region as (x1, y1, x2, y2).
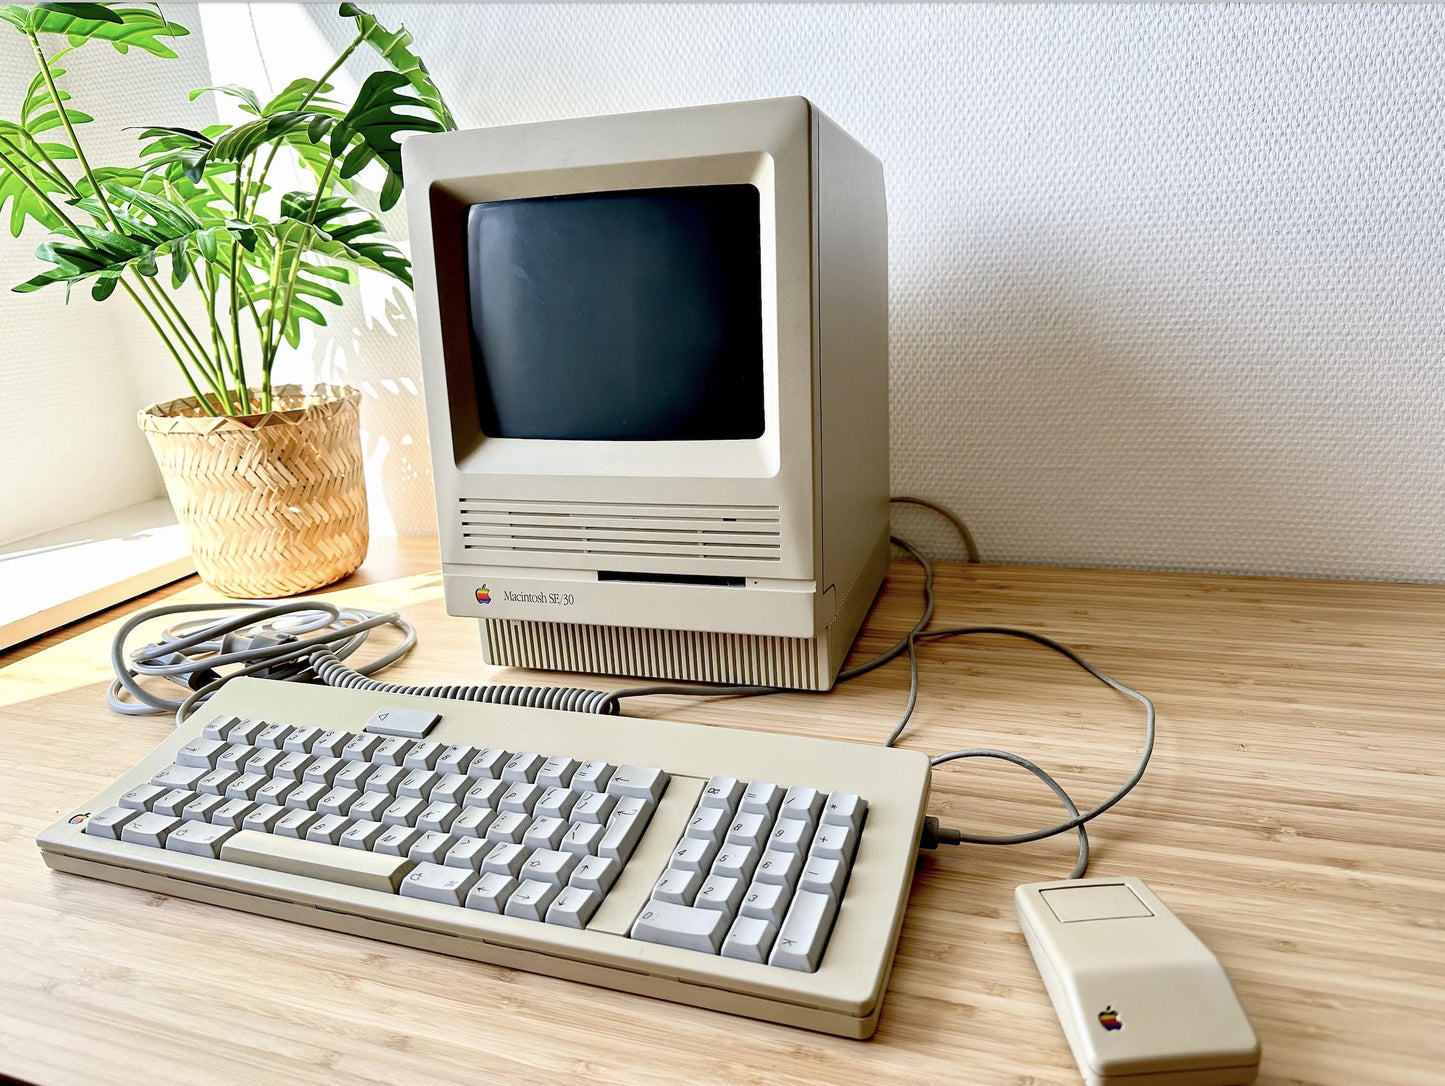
(0, 498, 195, 652)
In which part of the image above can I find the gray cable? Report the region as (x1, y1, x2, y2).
(109, 599, 621, 727)
(889, 495, 982, 563)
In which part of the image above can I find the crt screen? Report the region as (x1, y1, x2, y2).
(464, 185, 764, 441)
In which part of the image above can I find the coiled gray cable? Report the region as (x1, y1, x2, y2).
(109, 599, 618, 727)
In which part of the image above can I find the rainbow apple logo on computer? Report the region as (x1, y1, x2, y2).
(476, 585, 491, 604)
(1098, 1006, 1123, 1031)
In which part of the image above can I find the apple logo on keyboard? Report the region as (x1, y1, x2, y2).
(1098, 1006, 1123, 1031)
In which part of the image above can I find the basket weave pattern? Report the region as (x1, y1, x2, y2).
(139, 383, 368, 598)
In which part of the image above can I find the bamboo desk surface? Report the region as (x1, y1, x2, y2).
(1, 538, 1440, 1085)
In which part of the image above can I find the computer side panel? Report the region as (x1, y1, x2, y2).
(812, 105, 891, 682)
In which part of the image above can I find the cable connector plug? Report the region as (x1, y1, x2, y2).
(919, 816, 963, 850)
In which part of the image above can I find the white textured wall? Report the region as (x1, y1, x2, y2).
(5, 4, 1445, 582)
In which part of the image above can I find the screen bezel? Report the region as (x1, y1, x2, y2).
(429, 154, 783, 479)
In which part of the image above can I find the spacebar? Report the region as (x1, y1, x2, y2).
(219, 830, 414, 893)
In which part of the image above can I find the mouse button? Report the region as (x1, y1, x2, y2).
(1040, 882, 1154, 923)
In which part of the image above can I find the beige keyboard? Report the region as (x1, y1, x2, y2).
(37, 677, 930, 1037)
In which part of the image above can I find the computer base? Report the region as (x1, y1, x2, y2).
(476, 530, 890, 691)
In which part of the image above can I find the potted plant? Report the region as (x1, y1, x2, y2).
(0, 2, 455, 597)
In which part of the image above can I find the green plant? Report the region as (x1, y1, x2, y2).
(0, 1, 454, 415)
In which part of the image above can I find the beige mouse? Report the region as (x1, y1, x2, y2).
(1015, 877, 1261, 1086)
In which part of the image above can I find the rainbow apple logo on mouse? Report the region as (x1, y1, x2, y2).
(475, 585, 491, 604)
(1098, 1006, 1123, 1031)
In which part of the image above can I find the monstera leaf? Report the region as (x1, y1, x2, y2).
(0, 3, 188, 58)
(338, 2, 456, 130)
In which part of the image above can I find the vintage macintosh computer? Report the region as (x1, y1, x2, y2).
(409, 96, 889, 692)
(39, 98, 1259, 1081)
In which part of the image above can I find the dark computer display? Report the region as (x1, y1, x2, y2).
(464, 184, 764, 441)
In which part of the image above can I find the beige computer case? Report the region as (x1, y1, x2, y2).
(403, 97, 889, 690)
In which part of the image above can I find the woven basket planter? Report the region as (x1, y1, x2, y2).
(138, 383, 368, 598)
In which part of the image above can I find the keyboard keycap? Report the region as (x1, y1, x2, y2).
(451, 807, 498, 839)
(569, 854, 621, 895)
(781, 786, 825, 825)
(481, 841, 529, 879)
(243, 749, 284, 778)
(402, 741, 444, 770)
(255, 778, 295, 807)
(224, 718, 266, 745)
(740, 781, 783, 819)
(467, 748, 508, 780)
(754, 849, 803, 890)
(809, 823, 859, 865)
(371, 736, 414, 766)
(726, 812, 770, 851)
(305, 813, 352, 846)
(400, 862, 477, 907)
(435, 744, 477, 776)
(429, 773, 471, 805)
(631, 901, 728, 954)
(696, 873, 744, 915)
(499, 781, 542, 814)
(536, 756, 579, 789)
(598, 811, 648, 864)
(700, 776, 744, 811)
(463, 779, 505, 809)
(302, 756, 344, 788)
(364, 706, 439, 739)
(465, 872, 517, 913)
(769, 891, 838, 972)
(669, 836, 720, 874)
(176, 739, 226, 769)
(799, 857, 847, 898)
(523, 816, 568, 850)
(274, 809, 322, 840)
(83, 805, 138, 840)
(381, 796, 426, 827)
(285, 782, 329, 811)
(333, 761, 374, 791)
(349, 791, 392, 822)
(722, 916, 778, 963)
(153, 788, 197, 817)
(485, 811, 530, 845)
(282, 725, 323, 753)
(273, 752, 313, 781)
(822, 792, 867, 833)
(561, 821, 605, 857)
(535, 787, 578, 821)
(254, 723, 293, 749)
(399, 769, 441, 799)
(121, 811, 179, 848)
(711, 844, 761, 884)
(310, 729, 351, 758)
(443, 836, 492, 871)
(546, 886, 600, 928)
(341, 733, 383, 762)
(242, 803, 286, 833)
(570, 791, 617, 824)
(119, 783, 167, 811)
(408, 831, 458, 865)
(768, 817, 813, 856)
(164, 820, 235, 858)
(209, 799, 255, 830)
(151, 764, 207, 791)
(182, 794, 227, 823)
(417, 801, 460, 833)
(504, 879, 560, 921)
(653, 866, 703, 906)
(196, 769, 239, 797)
(340, 820, 385, 850)
(216, 745, 254, 773)
(740, 880, 789, 925)
(521, 847, 579, 887)
(201, 714, 239, 741)
(607, 765, 668, 803)
(374, 825, 422, 857)
(221, 829, 413, 892)
(685, 805, 728, 845)
(502, 752, 543, 783)
(363, 765, 407, 796)
(225, 773, 266, 801)
(572, 760, 613, 793)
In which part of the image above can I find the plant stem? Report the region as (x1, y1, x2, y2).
(28, 31, 122, 231)
(136, 272, 233, 411)
(119, 279, 217, 416)
(263, 154, 334, 408)
(245, 32, 362, 220)
(23, 29, 222, 412)
(12, 129, 76, 193)
(229, 172, 247, 408)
